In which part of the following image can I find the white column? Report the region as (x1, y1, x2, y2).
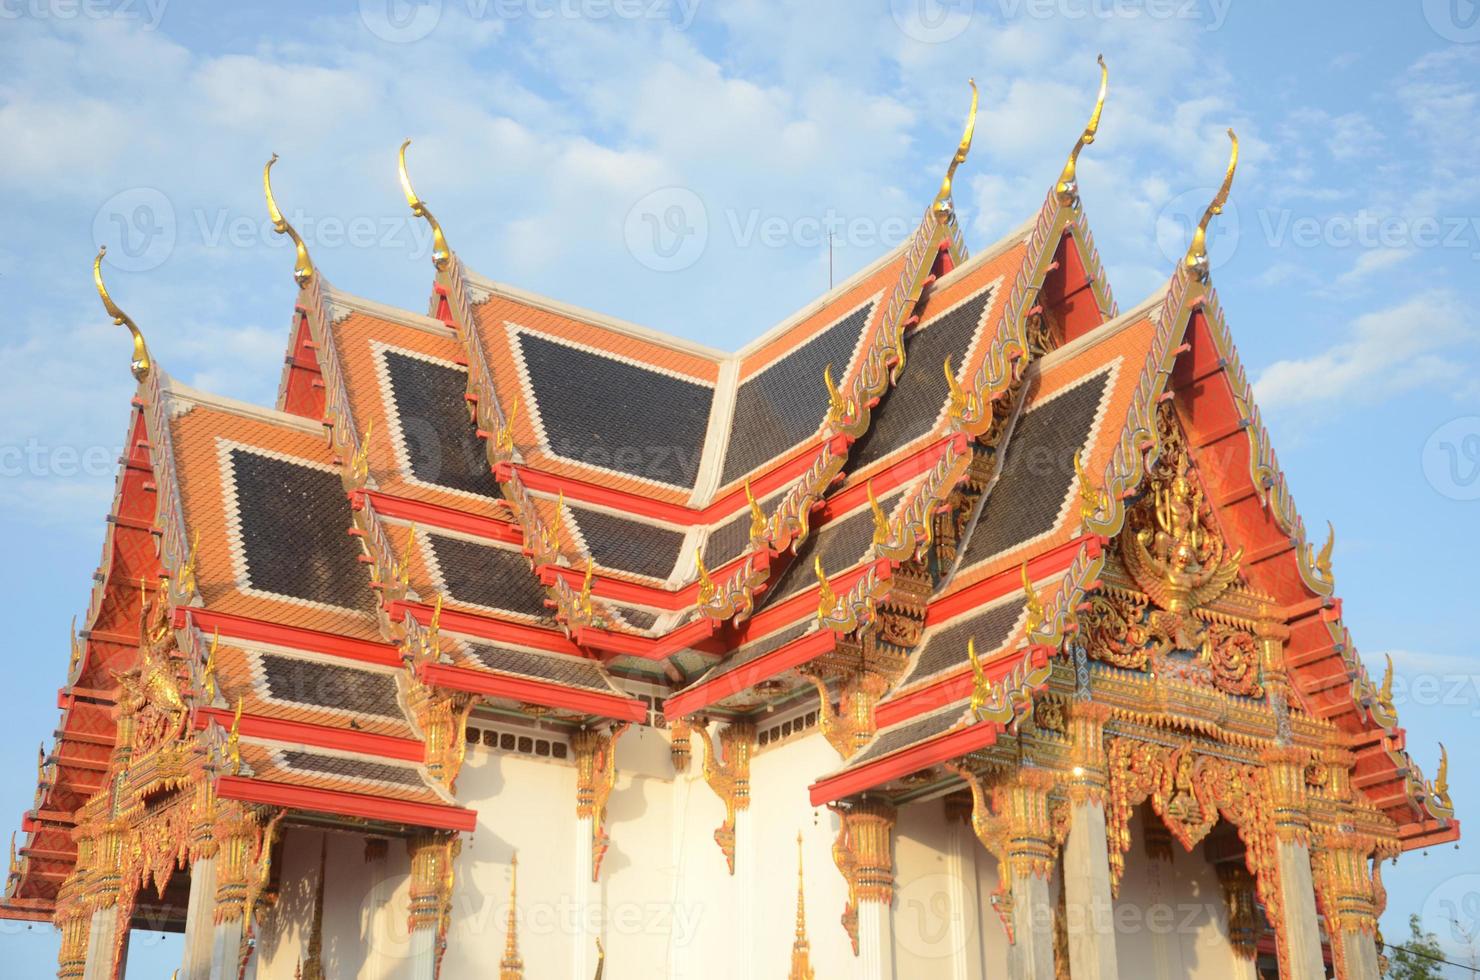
(1275, 840, 1326, 980)
(406, 928, 437, 980)
(208, 918, 245, 980)
(1062, 799, 1118, 980)
(180, 857, 216, 980)
(82, 907, 123, 980)
(574, 815, 596, 980)
(1007, 870, 1054, 980)
(1340, 929, 1382, 980)
(856, 901, 894, 980)
(943, 804, 984, 980)
(736, 810, 755, 979)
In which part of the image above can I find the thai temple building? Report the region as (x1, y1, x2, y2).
(0, 60, 1458, 979)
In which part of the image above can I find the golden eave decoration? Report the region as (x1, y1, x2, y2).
(263, 154, 315, 287)
(398, 138, 452, 269)
(93, 246, 151, 381)
(933, 78, 979, 214)
(1184, 128, 1239, 278)
(1056, 55, 1108, 207)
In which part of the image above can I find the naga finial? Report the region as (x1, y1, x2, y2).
(397, 138, 451, 269)
(1435, 743, 1450, 803)
(944, 354, 972, 423)
(1073, 450, 1103, 527)
(495, 395, 520, 457)
(226, 696, 243, 774)
(1184, 128, 1238, 278)
(744, 479, 767, 547)
(93, 246, 151, 381)
(867, 480, 890, 548)
(967, 638, 989, 720)
(1378, 654, 1395, 713)
(934, 78, 979, 214)
(814, 556, 837, 622)
(823, 363, 850, 426)
(1314, 521, 1335, 584)
(1056, 55, 1108, 207)
(695, 548, 716, 605)
(1021, 563, 1045, 636)
(263, 154, 315, 287)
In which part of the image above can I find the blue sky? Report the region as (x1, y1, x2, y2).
(1, 0, 1477, 974)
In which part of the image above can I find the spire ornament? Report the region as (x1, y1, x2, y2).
(1184, 128, 1239, 279)
(789, 832, 815, 980)
(500, 853, 523, 979)
(744, 479, 767, 547)
(934, 79, 979, 214)
(92, 246, 151, 380)
(1056, 55, 1108, 206)
(398, 138, 451, 269)
(263, 154, 315, 287)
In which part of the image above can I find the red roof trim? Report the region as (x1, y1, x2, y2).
(663, 628, 838, 719)
(176, 608, 401, 669)
(352, 489, 519, 544)
(808, 718, 1003, 806)
(193, 707, 423, 762)
(215, 774, 477, 832)
(391, 599, 581, 656)
(418, 662, 648, 722)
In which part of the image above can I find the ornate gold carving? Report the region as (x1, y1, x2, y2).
(806, 671, 890, 759)
(669, 718, 692, 773)
(93, 246, 151, 380)
(263, 153, 315, 287)
(1074, 450, 1110, 530)
(1216, 862, 1259, 961)
(573, 723, 629, 881)
(296, 837, 328, 980)
(1055, 55, 1108, 207)
(697, 722, 756, 875)
(408, 831, 461, 979)
(828, 800, 897, 956)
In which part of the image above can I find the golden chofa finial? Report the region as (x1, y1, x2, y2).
(1184, 128, 1239, 279)
(92, 246, 151, 381)
(263, 154, 315, 287)
(1435, 743, 1451, 803)
(398, 138, 451, 269)
(933, 78, 979, 214)
(1056, 55, 1108, 207)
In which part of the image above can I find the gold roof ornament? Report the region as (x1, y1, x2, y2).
(500, 853, 524, 980)
(814, 556, 838, 622)
(823, 363, 850, 426)
(578, 557, 595, 620)
(744, 479, 767, 546)
(789, 832, 815, 980)
(495, 394, 520, 457)
(1378, 654, 1396, 714)
(226, 696, 243, 774)
(1434, 743, 1451, 806)
(695, 547, 717, 605)
(1184, 128, 1239, 279)
(1021, 564, 1045, 636)
(263, 154, 315, 287)
(398, 138, 451, 269)
(967, 638, 989, 720)
(1055, 55, 1108, 207)
(92, 246, 151, 381)
(1314, 521, 1335, 584)
(933, 78, 979, 214)
(867, 480, 890, 547)
(202, 629, 220, 704)
(1073, 450, 1106, 528)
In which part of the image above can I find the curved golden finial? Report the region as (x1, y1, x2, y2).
(934, 79, 979, 214)
(867, 480, 890, 548)
(967, 638, 989, 720)
(225, 696, 243, 774)
(814, 556, 837, 622)
(1184, 128, 1239, 277)
(263, 154, 315, 287)
(1378, 654, 1395, 713)
(1056, 55, 1108, 206)
(695, 548, 716, 605)
(1021, 563, 1044, 635)
(823, 363, 850, 426)
(1314, 521, 1335, 583)
(92, 246, 151, 380)
(744, 479, 767, 546)
(1435, 743, 1450, 802)
(398, 138, 451, 269)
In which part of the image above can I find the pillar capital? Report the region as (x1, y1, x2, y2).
(1260, 745, 1313, 842)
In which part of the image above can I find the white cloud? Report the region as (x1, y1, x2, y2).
(1252, 292, 1471, 410)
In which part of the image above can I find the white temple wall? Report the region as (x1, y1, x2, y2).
(1112, 829, 1238, 980)
(895, 799, 988, 979)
